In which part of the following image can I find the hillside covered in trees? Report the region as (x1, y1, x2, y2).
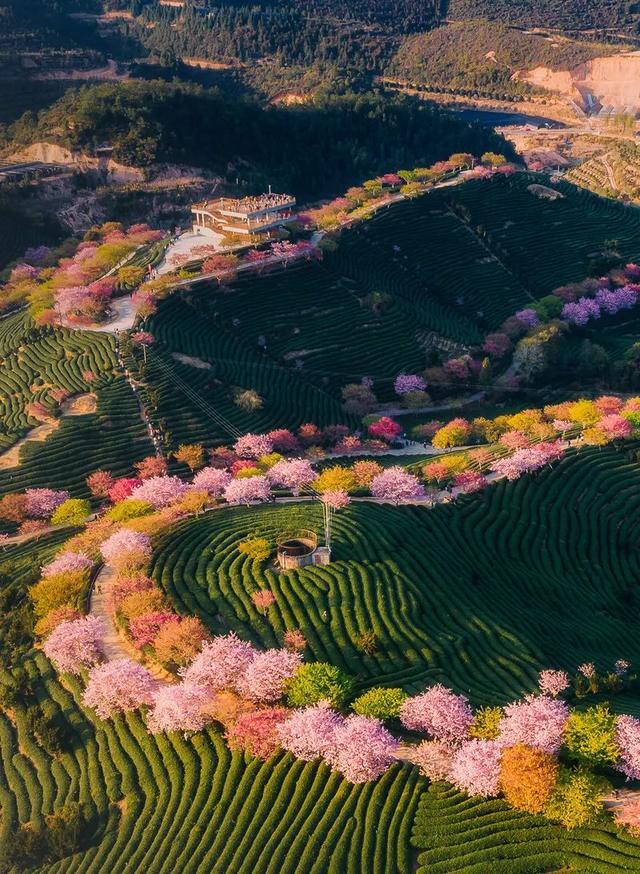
(387, 21, 625, 99)
(447, 0, 640, 37)
(4, 80, 512, 199)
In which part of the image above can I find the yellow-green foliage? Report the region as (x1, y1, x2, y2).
(30, 571, 89, 617)
(238, 537, 272, 561)
(50, 498, 91, 526)
(564, 704, 619, 767)
(107, 499, 154, 522)
(470, 706, 503, 739)
(545, 768, 609, 829)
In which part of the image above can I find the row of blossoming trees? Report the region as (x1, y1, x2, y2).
(379, 263, 640, 397)
(10, 411, 639, 830)
(302, 152, 513, 231)
(2, 223, 165, 324)
(438, 262, 640, 389)
(40, 598, 640, 835)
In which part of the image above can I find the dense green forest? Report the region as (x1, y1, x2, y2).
(387, 20, 624, 99)
(447, 0, 640, 37)
(4, 80, 512, 199)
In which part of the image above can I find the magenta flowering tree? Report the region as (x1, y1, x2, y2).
(400, 684, 473, 742)
(238, 649, 302, 702)
(181, 632, 257, 692)
(131, 475, 188, 508)
(498, 694, 569, 754)
(146, 682, 212, 733)
(538, 669, 570, 698)
(276, 702, 344, 760)
(101, 529, 152, 564)
(25, 488, 70, 519)
(452, 471, 488, 495)
(448, 739, 502, 797)
(41, 551, 93, 578)
(267, 429, 300, 453)
(109, 477, 142, 503)
(43, 615, 105, 674)
(191, 467, 232, 497)
(616, 715, 640, 781)
(266, 458, 315, 495)
(325, 714, 397, 783)
(370, 467, 425, 504)
(223, 476, 271, 505)
(394, 373, 426, 396)
(482, 333, 512, 359)
(83, 658, 159, 718)
(368, 417, 403, 443)
(443, 357, 471, 380)
(234, 433, 274, 459)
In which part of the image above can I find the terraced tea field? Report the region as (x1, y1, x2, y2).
(139, 174, 640, 435)
(144, 295, 350, 445)
(152, 443, 640, 705)
(0, 650, 422, 874)
(0, 311, 152, 495)
(413, 783, 640, 873)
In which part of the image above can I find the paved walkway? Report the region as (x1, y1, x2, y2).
(90, 563, 175, 683)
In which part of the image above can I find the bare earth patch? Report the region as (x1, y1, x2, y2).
(172, 352, 213, 369)
(0, 393, 97, 469)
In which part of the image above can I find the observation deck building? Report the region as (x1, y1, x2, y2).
(191, 192, 297, 240)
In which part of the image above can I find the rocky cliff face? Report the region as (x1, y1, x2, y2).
(518, 51, 640, 113)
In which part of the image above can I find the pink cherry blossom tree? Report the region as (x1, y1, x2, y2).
(267, 458, 315, 495)
(599, 414, 633, 440)
(224, 476, 271, 505)
(497, 694, 569, 754)
(410, 739, 455, 781)
(394, 374, 426, 396)
(448, 739, 502, 797)
(616, 715, 640, 781)
(238, 649, 302, 703)
(400, 684, 473, 742)
(191, 467, 232, 498)
(181, 632, 257, 692)
(41, 551, 93, 578)
(370, 467, 425, 504)
(276, 702, 344, 760)
(368, 417, 403, 443)
(101, 529, 152, 564)
(538, 669, 570, 698)
(131, 475, 188, 508)
(83, 658, 159, 718)
(43, 615, 105, 674)
(146, 681, 212, 733)
(234, 433, 274, 459)
(129, 612, 177, 648)
(453, 471, 488, 494)
(324, 714, 397, 783)
(109, 478, 142, 503)
(25, 488, 70, 518)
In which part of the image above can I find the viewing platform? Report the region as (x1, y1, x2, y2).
(191, 192, 297, 239)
